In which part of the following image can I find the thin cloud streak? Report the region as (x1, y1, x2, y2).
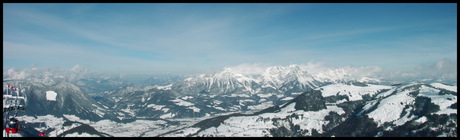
(3, 4, 457, 75)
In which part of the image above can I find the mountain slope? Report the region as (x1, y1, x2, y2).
(159, 82, 456, 137)
(3, 81, 117, 122)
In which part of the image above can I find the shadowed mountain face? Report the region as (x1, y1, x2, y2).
(4, 81, 118, 122)
(294, 89, 326, 111)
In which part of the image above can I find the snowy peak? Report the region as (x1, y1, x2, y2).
(174, 64, 324, 95)
(174, 63, 387, 96)
(261, 64, 318, 90)
(313, 66, 381, 84)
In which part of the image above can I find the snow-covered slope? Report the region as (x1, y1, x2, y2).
(160, 82, 457, 137)
(363, 83, 457, 128)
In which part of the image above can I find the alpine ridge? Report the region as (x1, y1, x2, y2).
(161, 82, 457, 137)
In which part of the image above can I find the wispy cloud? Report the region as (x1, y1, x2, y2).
(3, 4, 457, 75)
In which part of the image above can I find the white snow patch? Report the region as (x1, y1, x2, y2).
(430, 83, 457, 92)
(197, 102, 346, 137)
(156, 84, 173, 90)
(229, 94, 251, 97)
(181, 96, 194, 100)
(320, 84, 392, 101)
(121, 105, 136, 117)
(357, 100, 378, 116)
(256, 93, 274, 98)
(46, 91, 57, 101)
(93, 109, 105, 117)
(63, 114, 91, 124)
(367, 89, 415, 127)
(213, 106, 226, 111)
(434, 108, 457, 115)
(147, 104, 166, 111)
(419, 85, 457, 115)
(64, 132, 99, 137)
(161, 108, 170, 113)
(188, 106, 201, 113)
(171, 98, 195, 106)
(21, 115, 66, 137)
(240, 99, 255, 103)
(258, 99, 267, 103)
(281, 97, 294, 101)
(160, 113, 176, 119)
(213, 100, 222, 105)
(291, 92, 302, 95)
(415, 116, 428, 124)
(90, 119, 169, 137)
(392, 106, 416, 126)
(375, 87, 396, 98)
(164, 127, 201, 137)
(247, 101, 273, 111)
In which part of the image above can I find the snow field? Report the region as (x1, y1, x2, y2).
(375, 87, 396, 98)
(181, 96, 194, 100)
(419, 85, 457, 115)
(367, 89, 415, 127)
(356, 100, 378, 116)
(92, 119, 168, 137)
(91, 104, 106, 117)
(64, 114, 91, 124)
(160, 113, 176, 119)
(120, 104, 137, 117)
(156, 84, 172, 90)
(170, 98, 202, 113)
(163, 127, 201, 137)
(430, 83, 457, 92)
(229, 93, 251, 97)
(367, 84, 457, 127)
(197, 102, 345, 137)
(320, 84, 392, 101)
(22, 114, 179, 137)
(188, 106, 201, 113)
(247, 101, 273, 111)
(392, 106, 416, 127)
(46, 91, 57, 101)
(414, 116, 428, 124)
(147, 104, 166, 111)
(256, 93, 274, 98)
(171, 98, 195, 106)
(21, 115, 66, 137)
(281, 97, 294, 101)
(64, 132, 99, 137)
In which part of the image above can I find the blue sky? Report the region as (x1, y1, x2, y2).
(3, 3, 457, 74)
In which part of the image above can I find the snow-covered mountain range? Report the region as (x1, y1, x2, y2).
(172, 64, 382, 97)
(2, 64, 457, 137)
